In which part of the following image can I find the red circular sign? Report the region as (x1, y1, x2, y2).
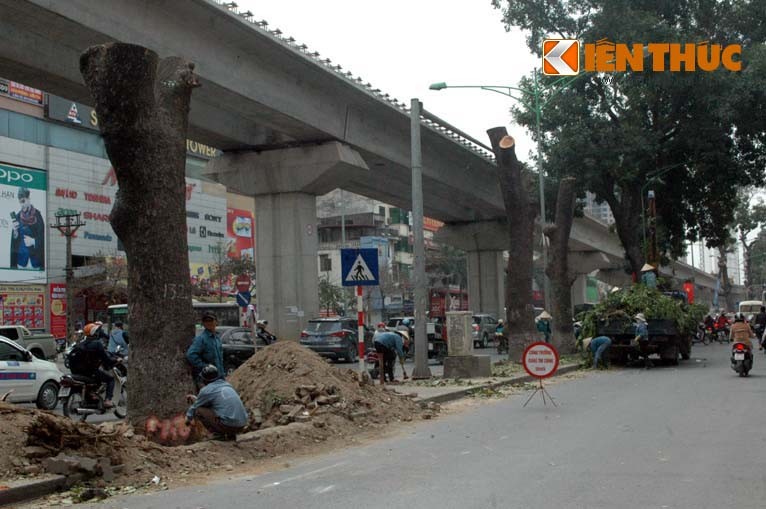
(235, 274, 251, 293)
(522, 342, 560, 379)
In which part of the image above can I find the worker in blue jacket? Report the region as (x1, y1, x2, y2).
(373, 330, 410, 384)
(186, 312, 225, 388)
(583, 336, 612, 369)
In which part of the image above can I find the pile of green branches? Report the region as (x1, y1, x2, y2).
(580, 285, 707, 339)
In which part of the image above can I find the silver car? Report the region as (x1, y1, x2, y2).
(472, 314, 499, 349)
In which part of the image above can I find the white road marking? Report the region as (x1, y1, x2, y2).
(260, 462, 349, 489)
(315, 485, 335, 494)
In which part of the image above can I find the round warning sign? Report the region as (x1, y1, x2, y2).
(522, 342, 559, 379)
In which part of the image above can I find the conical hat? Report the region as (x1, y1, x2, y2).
(537, 311, 552, 320)
(582, 337, 593, 350)
(641, 263, 655, 272)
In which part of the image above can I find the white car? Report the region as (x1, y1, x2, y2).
(0, 336, 62, 410)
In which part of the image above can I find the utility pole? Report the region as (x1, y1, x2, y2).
(410, 98, 431, 379)
(50, 212, 85, 341)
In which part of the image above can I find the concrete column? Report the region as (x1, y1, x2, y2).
(205, 142, 369, 340)
(434, 220, 507, 319)
(256, 192, 318, 339)
(466, 250, 505, 318)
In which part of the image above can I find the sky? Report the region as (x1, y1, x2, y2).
(238, 0, 539, 161)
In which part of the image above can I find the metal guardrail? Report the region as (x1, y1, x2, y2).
(207, 0, 495, 162)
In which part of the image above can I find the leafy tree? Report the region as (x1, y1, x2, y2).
(733, 195, 766, 297)
(319, 275, 344, 315)
(426, 244, 467, 289)
(206, 240, 255, 302)
(494, 0, 766, 275)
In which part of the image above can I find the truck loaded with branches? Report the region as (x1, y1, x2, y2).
(580, 286, 707, 365)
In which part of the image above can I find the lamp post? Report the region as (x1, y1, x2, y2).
(429, 72, 582, 310)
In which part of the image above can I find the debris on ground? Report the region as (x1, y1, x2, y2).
(491, 360, 524, 377)
(229, 341, 432, 431)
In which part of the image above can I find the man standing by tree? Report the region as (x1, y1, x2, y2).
(186, 312, 225, 388)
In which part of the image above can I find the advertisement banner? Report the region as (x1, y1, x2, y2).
(0, 284, 46, 330)
(226, 208, 254, 260)
(50, 283, 67, 338)
(0, 163, 47, 283)
(8, 81, 43, 106)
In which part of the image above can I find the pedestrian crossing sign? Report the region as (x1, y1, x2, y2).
(341, 248, 379, 286)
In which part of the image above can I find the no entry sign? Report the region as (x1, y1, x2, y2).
(522, 342, 560, 379)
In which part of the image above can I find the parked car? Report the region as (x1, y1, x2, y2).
(386, 317, 436, 339)
(300, 318, 360, 362)
(472, 314, 499, 348)
(215, 326, 272, 375)
(0, 336, 62, 409)
(0, 325, 57, 360)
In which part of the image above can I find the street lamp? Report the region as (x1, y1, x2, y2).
(430, 72, 584, 310)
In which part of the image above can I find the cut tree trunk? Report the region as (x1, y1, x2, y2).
(544, 177, 577, 353)
(80, 43, 198, 430)
(486, 127, 537, 360)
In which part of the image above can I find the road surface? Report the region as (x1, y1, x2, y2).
(85, 343, 766, 508)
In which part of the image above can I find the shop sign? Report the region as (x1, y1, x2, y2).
(0, 284, 46, 330)
(0, 80, 43, 106)
(50, 283, 67, 338)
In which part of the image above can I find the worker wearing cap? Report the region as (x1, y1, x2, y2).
(372, 322, 387, 342)
(373, 329, 410, 384)
(186, 311, 225, 387)
(640, 264, 657, 289)
(583, 336, 612, 369)
(536, 311, 552, 343)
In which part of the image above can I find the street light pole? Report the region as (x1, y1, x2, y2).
(410, 98, 431, 380)
(50, 212, 85, 341)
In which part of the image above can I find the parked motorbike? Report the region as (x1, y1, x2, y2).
(730, 342, 753, 377)
(365, 348, 380, 380)
(59, 352, 127, 422)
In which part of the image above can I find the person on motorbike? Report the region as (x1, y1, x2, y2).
(729, 313, 754, 349)
(753, 307, 766, 350)
(108, 321, 129, 354)
(71, 322, 119, 408)
(703, 314, 715, 330)
(185, 365, 248, 440)
(715, 313, 730, 333)
(256, 320, 277, 345)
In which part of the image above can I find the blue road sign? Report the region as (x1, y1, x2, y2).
(236, 291, 252, 307)
(341, 248, 379, 286)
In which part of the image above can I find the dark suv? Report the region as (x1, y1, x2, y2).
(300, 318, 359, 362)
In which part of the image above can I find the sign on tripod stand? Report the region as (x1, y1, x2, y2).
(521, 342, 559, 407)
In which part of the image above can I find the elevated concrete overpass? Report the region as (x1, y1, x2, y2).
(0, 0, 727, 336)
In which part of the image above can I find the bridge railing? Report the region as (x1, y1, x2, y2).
(207, 0, 496, 162)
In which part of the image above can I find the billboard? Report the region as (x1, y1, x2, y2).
(0, 163, 47, 282)
(50, 283, 67, 338)
(226, 208, 254, 260)
(0, 284, 46, 330)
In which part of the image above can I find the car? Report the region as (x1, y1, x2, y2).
(214, 326, 271, 375)
(0, 336, 62, 410)
(386, 316, 436, 339)
(300, 318, 360, 363)
(0, 325, 57, 360)
(472, 314, 499, 348)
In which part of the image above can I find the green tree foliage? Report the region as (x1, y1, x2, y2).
(319, 276, 344, 315)
(426, 245, 467, 288)
(733, 195, 766, 295)
(493, 0, 766, 274)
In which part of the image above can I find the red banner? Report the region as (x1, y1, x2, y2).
(50, 283, 67, 338)
(226, 208, 254, 259)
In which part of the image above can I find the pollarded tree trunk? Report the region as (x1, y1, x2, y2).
(487, 127, 537, 360)
(80, 43, 198, 431)
(544, 177, 577, 353)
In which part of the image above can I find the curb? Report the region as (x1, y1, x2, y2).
(0, 474, 72, 507)
(413, 363, 583, 405)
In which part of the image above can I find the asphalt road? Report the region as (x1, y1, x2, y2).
(85, 342, 766, 509)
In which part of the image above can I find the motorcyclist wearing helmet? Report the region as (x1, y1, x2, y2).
(729, 313, 754, 349)
(185, 365, 248, 440)
(73, 322, 119, 408)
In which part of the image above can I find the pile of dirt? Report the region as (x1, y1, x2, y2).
(229, 342, 432, 430)
(0, 403, 258, 486)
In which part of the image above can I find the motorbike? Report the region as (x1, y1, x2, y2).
(692, 324, 709, 345)
(495, 332, 508, 354)
(256, 320, 278, 345)
(714, 324, 730, 344)
(365, 348, 380, 380)
(59, 350, 127, 422)
(730, 342, 753, 377)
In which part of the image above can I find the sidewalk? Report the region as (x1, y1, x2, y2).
(388, 363, 582, 404)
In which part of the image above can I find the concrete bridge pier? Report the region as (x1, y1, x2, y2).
(435, 220, 507, 319)
(206, 142, 369, 340)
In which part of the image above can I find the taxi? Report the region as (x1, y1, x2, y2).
(0, 335, 62, 410)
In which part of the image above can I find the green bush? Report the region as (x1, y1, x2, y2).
(580, 285, 706, 338)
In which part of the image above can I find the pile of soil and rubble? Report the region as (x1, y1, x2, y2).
(229, 342, 435, 431)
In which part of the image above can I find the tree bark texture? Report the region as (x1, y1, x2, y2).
(544, 177, 577, 353)
(80, 43, 198, 430)
(603, 185, 645, 276)
(718, 247, 734, 311)
(487, 127, 537, 360)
